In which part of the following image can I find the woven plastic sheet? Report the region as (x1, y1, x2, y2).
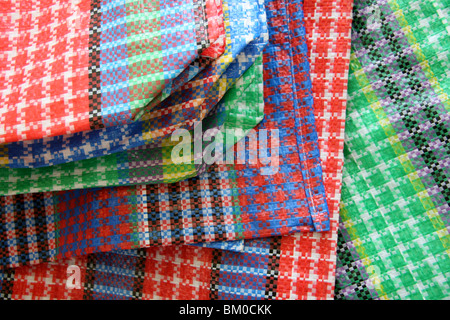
(0, 0, 224, 144)
(0, 0, 269, 195)
(0, 0, 331, 270)
(1, 36, 227, 171)
(0, 51, 264, 268)
(0, 0, 355, 300)
(335, 0, 450, 300)
(0, 0, 227, 170)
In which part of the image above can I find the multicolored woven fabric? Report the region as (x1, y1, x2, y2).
(0, 0, 270, 195)
(335, 0, 449, 300)
(0, 0, 355, 300)
(0, 54, 265, 268)
(1, 0, 226, 170)
(0, 54, 266, 195)
(0, 0, 223, 144)
(0, 0, 331, 270)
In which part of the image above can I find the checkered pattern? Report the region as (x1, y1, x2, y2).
(206, 0, 354, 299)
(0, 0, 218, 144)
(0, 0, 354, 300)
(0, 12, 267, 195)
(208, 237, 282, 299)
(1, 0, 224, 169)
(0, 0, 91, 143)
(0, 166, 246, 269)
(0, 60, 264, 267)
(0, 247, 214, 300)
(0, 0, 335, 271)
(0, 0, 268, 196)
(335, 0, 450, 300)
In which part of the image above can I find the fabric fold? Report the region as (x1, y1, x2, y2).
(0, 0, 332, 271)
(0, 0, 270, 195)
(1, 0, 227, 169)
(0, 0, 222, 143)
(0, 0, 355, 300)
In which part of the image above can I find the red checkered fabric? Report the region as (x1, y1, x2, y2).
(0, 1, 91, 142)
(281, 0, 353, 298)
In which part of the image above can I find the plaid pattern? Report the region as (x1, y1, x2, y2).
(0, 0, 355, 301)
(335, 0, 450, 300)
(217, 0, 354, 299)
(0, 0, 333, 270)
(0, 53, 265, 195)
(1, 0, 225, 169)
(0, 0, 267, 195)
(0, 59, 263, 268)
(0, 0, 218, 144)
(0, 0, 354, 300)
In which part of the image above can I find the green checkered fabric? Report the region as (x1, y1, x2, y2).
(335, 0, 450, 300)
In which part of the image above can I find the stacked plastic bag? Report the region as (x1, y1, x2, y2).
(0, 0, 448, 300)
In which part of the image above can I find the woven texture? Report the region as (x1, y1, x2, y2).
(1, 0, 226, 170)
(0, 53, 266, 195)
(0, 56, 264, 268)
(0, 0, 270, 195)
(0, 0, 355, 300)
(0, 0, 223, 144)
(0, 0, 331, 270)
(335, 0, 450, 300)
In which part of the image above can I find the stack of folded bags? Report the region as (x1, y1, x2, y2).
(0, 0, 448, 300)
